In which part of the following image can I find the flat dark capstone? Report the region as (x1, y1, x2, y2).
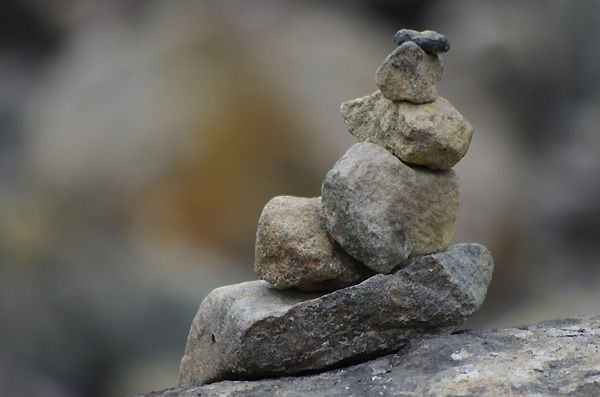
(392, 29, 450, 54)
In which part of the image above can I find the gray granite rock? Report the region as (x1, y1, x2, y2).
(341, 91, 473, 170)
(321, 142, 460, 273)
(392, 29, 450, 54)
(254, 196, 370, 291)
(145, 315, 600, 396)
(178, 243, 492, 387)
(375, 41, 443, 103)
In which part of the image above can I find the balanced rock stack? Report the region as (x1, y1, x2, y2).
(178, 29, 493, 387)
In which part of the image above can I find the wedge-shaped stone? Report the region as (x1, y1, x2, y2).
(178, 243, 493, 386)
(254, 196, 370, 291)
(341, 91, 473, 170)
(375, 41, 443, 103)
(322, 142, 460, 274)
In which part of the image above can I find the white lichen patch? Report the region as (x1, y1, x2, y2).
(507, 329, 534, 339)
(451, 349, 473, 361)
(586, 375, 600, 384)
(531, 361, 545, 372)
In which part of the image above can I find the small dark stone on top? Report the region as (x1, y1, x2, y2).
(392, 29, 416, 46)
(392, 29, 450, 54)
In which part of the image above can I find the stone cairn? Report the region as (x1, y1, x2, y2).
(178, 29, 494, 387)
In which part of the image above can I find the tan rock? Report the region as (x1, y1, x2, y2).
(375, 41, 443, 103)
(254, 196, 369, 291)
(322, 143, 460, 273)
(341, 91, 473, 170)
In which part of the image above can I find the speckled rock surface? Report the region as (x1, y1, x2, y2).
(143, 315, 600, 397)
(375, 41, 443, 103)
(254, 196, 370, 291)
(177, 244, 493, 386)
(321, 142, 460, 274)
(341, 91, 473, 170)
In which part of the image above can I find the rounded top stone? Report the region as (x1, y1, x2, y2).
(392, 29, 450, 54)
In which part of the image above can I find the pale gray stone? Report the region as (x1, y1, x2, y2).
(341, 91, 474, 170)
(321, 142, 460, 274)
(254, 196, 370, 291)
(177, 243, 493, 387)
(392, 29, 450, 54)
(375, 41, 443, 103)
(145, 315, 600, 396)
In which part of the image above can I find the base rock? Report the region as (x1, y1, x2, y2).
(143, 315, 600, 396)
(178, 244, 492, 386)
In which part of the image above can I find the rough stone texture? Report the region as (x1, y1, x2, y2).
(254, 196, 370, 291)
(142, 315, 600, 396)
(341, 91, 474, 170)
(375, 41, 443, 103)
(178, 244, 493, 386)
(321, 142, 460, 273)
(392, 29, 450, 54)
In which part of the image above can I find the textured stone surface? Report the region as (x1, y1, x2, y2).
(178, 244, 493, 386)
(254, 196, 370, 291)
(375, 41, 443, 103)
(321, 142, 460, 273)
(341, 91, 473, 170)
(143, 315, 600, 396)
(392, 29, 450, 54)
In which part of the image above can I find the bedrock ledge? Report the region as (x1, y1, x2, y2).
(138, 314, 600, 396)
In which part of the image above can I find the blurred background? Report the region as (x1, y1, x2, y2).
(0, 0, 599, 395)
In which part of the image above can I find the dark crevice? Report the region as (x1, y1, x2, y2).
(205, 343, 408, 385)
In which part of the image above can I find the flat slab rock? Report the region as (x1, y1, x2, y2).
(341, 91, 473, 170)
(178, 244, 493, 386)
(254, 196, 370, 291)
(142, 315, 600, 397)
(322, 142, 460, 274)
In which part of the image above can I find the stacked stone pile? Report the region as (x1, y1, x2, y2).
(178, 29, 493, 387)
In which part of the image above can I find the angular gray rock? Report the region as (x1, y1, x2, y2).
(254, 196, 370, 291)
(178, 243, 493, 386)
(341, 91, 473, 170)
(144, 315, 600, 397)
(321, 142, 460, 274)
(375, 41, 443, 103)
(392, 29, 450, 54)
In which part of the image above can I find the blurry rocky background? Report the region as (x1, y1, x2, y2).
(0, 0, 598, 396)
